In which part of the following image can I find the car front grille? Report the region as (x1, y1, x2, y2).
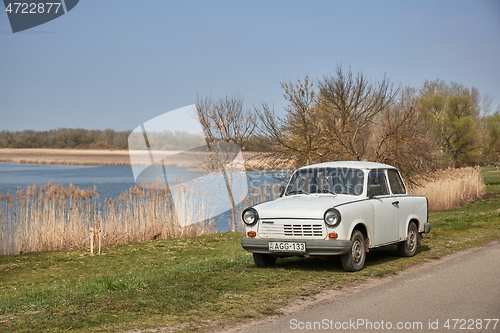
(284, 224, 323, 237)
(259, 222, 325, 239)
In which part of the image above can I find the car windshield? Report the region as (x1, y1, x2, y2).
(285, 167, 364, 196)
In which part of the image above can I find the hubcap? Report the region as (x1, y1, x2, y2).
(408, 228, 416, 252)
(352, 239, 363, 263)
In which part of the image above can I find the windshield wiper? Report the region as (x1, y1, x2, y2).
(322, 188, 337, 195)
(286, 190, 308, 195)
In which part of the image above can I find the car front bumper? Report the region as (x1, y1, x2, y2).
(241, 237, 352, 256)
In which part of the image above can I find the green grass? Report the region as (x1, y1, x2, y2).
(1, 167, 500, 332)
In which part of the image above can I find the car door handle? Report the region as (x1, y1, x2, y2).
(392, 201, 399, 207)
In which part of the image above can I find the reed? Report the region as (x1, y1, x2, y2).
(0, 180, 213, 255)
(410, 166, 486, 211)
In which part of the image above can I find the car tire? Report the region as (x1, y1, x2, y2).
(398, 221, 419, 257)
(341, 230, 366, 272)
(253, 253, 277, 267)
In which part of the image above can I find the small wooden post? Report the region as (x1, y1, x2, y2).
(90, 228, 102, 256)
(90, 228, 94, 256)
(98, 229, 102, 255)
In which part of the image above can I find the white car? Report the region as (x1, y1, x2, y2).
(241, 161, 431, 271)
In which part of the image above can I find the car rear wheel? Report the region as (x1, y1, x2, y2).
(398, 221, 419, 257)
(253, 253, 277, 267)
(341, 230, 366, 272)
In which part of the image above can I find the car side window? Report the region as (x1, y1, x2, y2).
(387, 169, 406, 194)
(368, 170, 389, 196)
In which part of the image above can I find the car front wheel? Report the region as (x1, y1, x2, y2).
(253, 253, 277, 267)
(398, 221, 419, 257)
(341, 230, 366, 272)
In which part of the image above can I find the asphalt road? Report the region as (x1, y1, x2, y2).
(222, 242, 500, 333)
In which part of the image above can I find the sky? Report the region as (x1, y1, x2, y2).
(1, 0, 499, 132)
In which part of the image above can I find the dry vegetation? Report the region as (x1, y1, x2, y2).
(0, 181, 214, 255)
(410, 166, 486, 211)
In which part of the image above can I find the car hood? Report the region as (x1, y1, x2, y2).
(254, 194, 361, 220)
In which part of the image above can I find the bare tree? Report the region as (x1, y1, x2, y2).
(196, 92, 255, 232)
(317, 66, 400, 160)
(256, 68, 400, 168)
(373, 87, 437, 183)
(197, 92, 256, 149)
(255, 76, 325, 168)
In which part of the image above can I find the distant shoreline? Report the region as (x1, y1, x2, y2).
(0, 148, 268, 169)
(0, 148, 131, 166)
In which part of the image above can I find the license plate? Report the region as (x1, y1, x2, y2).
(268, 241, 306, 253)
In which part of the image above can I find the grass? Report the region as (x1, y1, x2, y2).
(1, 167, 500, 332)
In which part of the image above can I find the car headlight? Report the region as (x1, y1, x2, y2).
(324, 208, 341, 227)
(242, 208, 259, 226)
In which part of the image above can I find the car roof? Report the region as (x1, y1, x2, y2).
(297, 161, 397, 171)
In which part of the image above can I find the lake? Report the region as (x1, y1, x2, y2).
(0, 163, 137, 199)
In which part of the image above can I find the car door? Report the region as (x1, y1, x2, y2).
(368, 170, 399, 246)
(387, 169, 409, 241)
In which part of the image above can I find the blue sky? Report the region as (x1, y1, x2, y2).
(1, 0, 499, 132)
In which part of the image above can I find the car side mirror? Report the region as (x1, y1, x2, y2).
(369, 184, 382, 199)
(279, 185, 285, 197)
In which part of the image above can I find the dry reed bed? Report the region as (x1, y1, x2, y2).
(0, 181, 214, 255)
(410, 166, 485, 211)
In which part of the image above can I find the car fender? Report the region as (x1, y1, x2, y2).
(334, 199, 374, 246)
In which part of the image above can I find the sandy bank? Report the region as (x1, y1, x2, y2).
(0, 148, 131, 166)
(0, 148, 268, 169)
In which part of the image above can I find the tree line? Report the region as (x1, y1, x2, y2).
(0, 128, 131, 150)
(196, 66, 500, 180)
